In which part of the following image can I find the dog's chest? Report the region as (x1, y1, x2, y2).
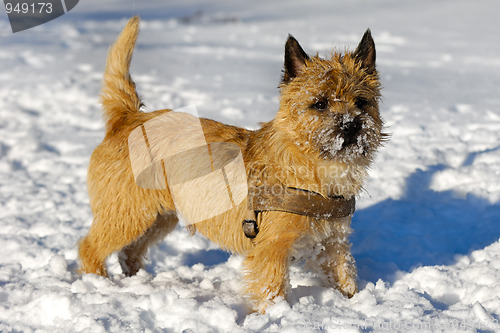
(316, 162, 367, 198)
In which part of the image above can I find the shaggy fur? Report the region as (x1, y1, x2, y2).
(79, 16, 385, 312)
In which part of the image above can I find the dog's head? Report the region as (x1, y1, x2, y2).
(275, 31, 385, 166)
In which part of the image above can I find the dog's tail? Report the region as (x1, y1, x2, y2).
(101, 16, 142, 134)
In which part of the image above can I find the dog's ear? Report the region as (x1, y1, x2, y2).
(283, 35, 309, 83)
(354, 29, 376, 73)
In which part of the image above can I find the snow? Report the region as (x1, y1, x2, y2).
(1, 0, 500, 331)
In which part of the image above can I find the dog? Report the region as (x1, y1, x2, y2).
(79, 16, 385, 312)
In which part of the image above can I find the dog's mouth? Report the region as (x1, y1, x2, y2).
(315, 114, 380, 162)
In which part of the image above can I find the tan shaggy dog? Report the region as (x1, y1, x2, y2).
(79, 16, 385, 312)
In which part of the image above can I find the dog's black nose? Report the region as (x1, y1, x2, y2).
(341, 120, 362, 147)
(341, 121, 361, 137)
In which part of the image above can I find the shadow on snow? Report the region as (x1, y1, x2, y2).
(352, 164, 500, 283)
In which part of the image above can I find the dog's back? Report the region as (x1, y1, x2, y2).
(80, 17, 254, 277)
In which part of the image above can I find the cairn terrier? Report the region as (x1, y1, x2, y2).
(79, 16, 385, 312)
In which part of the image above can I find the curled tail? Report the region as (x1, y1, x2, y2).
(101, 16, 142, 134)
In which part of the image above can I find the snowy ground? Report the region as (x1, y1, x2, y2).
(1, 0, 500, 331)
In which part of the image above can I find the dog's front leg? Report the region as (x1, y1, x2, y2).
(308, 218, 358, 298)
(242, 213, 306, 313)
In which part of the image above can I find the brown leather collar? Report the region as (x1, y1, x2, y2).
(248, 185, 355, 220)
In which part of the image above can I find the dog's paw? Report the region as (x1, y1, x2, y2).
(338, 274, 358, 298)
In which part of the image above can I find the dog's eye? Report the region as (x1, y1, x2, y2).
(355, 98, 369, 109)
(312, 100, 328, 111)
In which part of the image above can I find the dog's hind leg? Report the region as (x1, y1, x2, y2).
(78, 221, 112, 276)
(78, 198, 166, 276)
(118, 211, 178, 276)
